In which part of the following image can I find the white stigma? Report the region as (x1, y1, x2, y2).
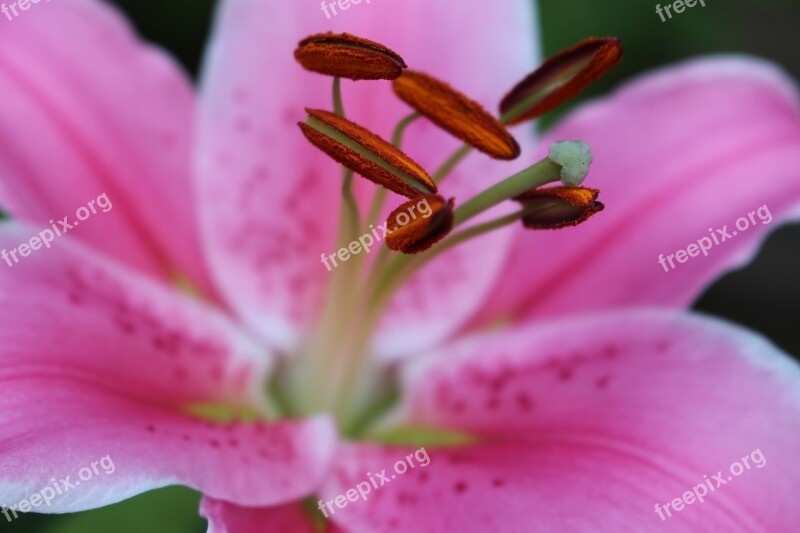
(548, 140, 593, 186)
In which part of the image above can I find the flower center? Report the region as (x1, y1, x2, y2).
(268, 32, 622, 437)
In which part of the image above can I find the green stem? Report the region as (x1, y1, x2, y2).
(432, 144, 472, 183)
(332, 77, 360, 233)
(360, 113, 422, 323)
(393, 112, 421, 147)
(370, 203, 552, 310)
(365, 113, 420, 228)
(452, 157, 562, 227)
(332, 77, 344, 117)
(342, 168, 360, 235)
(329, 308, 382, 432)
(287, 79, 364, 416)
(367, 160, 562, 309)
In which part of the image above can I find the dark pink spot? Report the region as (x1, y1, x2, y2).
(516, 393, 534, 411)
(489, 370, 512, 392)
(145, 425, 156, 433)
(209, 439, 221, 448)
(451, 400, 466, 414)
(596, 376, 611, 389)
(114, 317, 136, 334)
(454, 481, 468, 494)
(570, 352, 587, 364)
(602, 345, 619, 359)
(558, 368, 573, 381)
(68, 292, 84, 305)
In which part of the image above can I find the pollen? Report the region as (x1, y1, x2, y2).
(386, 195, 455, 253)
(515, 186, 604, 229)
(299, 109, 437, 198)
(500, 37, 623, 124)
(295, 32, 407, 80)
(393, 71, 520, 160)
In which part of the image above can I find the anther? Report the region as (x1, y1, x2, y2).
(514, 187, 604, 229)
(299, 109, 437, 198)
(393, 71, 520, 160)
(500, 37, 623, 124)
(385, 195, 455, 253)
(295, 32, 407, 80)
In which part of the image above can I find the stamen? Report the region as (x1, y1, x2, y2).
(299, 109, 437, 198)
(500, 37, 623, 124)
(295, 32, 407, 80)
(385, 195, 455, 253)
(515, 186, 604, 229)
(393, 71, 520, 160)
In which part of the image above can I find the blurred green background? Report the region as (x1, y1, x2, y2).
(5, 0, 799, 531)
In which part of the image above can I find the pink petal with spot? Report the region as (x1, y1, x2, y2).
(476, 57, 800, 325)
(195, 0, 537, 355)
(0, 387, 335, 512)
(326, 311, 800, 530)
(0, 223, 337, 511)
(0, 0, 213, 293)
(201, 498, 345, 533)
(0, 223, 268, 405)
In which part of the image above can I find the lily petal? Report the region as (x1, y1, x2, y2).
(0, 0, 211, 292)
(200, 498, 344, 533)
(0, 224, 336, 511)
(325, 311, 800, 531)
(195, 0, 537, 355)
(477, 57, 800, 325)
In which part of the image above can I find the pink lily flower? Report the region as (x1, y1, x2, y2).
(1, 0, 799, 531)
